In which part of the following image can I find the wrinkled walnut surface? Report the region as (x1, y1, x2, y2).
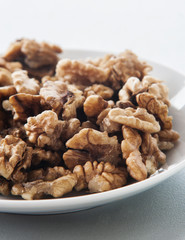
(66, 128, 121, 165)
(108, 107, 160, 133)
(12, 70, 40, 95)
(0, 135, 32, 180)
(4, 39, 62, 79)
(73, 161, 127, 192)
(24, 110, 64, 150)
(12, 173, 77, 200)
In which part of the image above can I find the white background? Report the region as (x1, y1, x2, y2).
(0, 0, 185, 239)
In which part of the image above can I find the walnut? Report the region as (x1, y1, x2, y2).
(126, 150, 147, 181)
(0, 135, 32, 180)
(73, 161, 127, 192)
(142, 76, 170, 106)
(12, 146, 32, 183)
(0, 177, 10, 195)
(0, 68, 13, 86)
(84, 84, 114, 99)
(41, 75, 58, 84)
(28, 166, 71, 182)
(96, 108, 121, 133)
(84, 95, 108, 117)
(61, 118, 81, 141)
(0, 57, 22, 72)
(11, 173, 77, 200)
(118, 50, 152, 79)
(0, 86, 16, 100)
(157, 141, 174, 151)
(86, 54, 114, 67)
(0, 125, 26, 140)
(40, 81, 85, 119)
(9, 93, 41, 121)
(4, 39, 62, 79)
(136, 92, 172, 130)
(100, 50, 151, 89)
(108, 107, 160, 133)
(56, 59, 110, 86)
(2, 100, 14, 112)
(40, 81, 71, 114)
(80, 121, 98, 130)
(31, 148, 61, 166)
(0, 86, 16, 128)
(12, 70, 40, 94)
(116, 100, 135, 109)
(157, 129, 179, 142)
(121, 126, 147, 181)
(63, 149, 93, 170)
(118, 77, 144, 103)
(24, 110, 64, 150)
(66, 128, 121, 165)
(121, 126, 142, 159)
(154, 129, 179, 151)
(141, 133, 166, 175)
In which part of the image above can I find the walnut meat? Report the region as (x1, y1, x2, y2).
(118, 77, 144, 104)
(96, 108, 121, 133)
(121, 126, 147, 181)
(73, 161, 127, 192)
(12, 70, 40, 94)
(0, 177, 10, 195)
(40, 81, 71, 114)
(11, 173, 77, 200)
(40, 81, 85, 119)
(108, 107, 160, 133)
(126, 150, 147, 181)
(28, 166, 71, 182)
(0, 68, 13, 86)
(9, 93, 41, 121)
(157, 129, 180, 142)
(63, 149, 93, 170)
(0, 86, 16, 100)
(31, 148, 61, 166)
(154, 129, 180, 151)
(84, 84, 114, 100)
(0, 125, 26, 140)
(24, 110, 64, 150)
(0, 57, 22, 72)
(136, 92, 172, 130)
(0, 135, 32, 180)
(4, 39, 62, 79)
(142, 76, 170, 106)
(61, 118, 81, 141)
(141, 133, 166, 175)
(121, 126, 142, 159)
(100, 50, 151, 89)
(84, 95, 108, 117)
(66, 128, 121, 165)
(62, 84, 85, 119)
(12, 146, 32, 183)
(56, 59, 110, 86)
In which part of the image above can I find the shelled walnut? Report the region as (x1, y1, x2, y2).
(4, 39, 62, 79)
(73, 161, 127, 192)
(24, 110, 64, 150)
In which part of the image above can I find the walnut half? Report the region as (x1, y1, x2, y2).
(73, 161, 127, 192)
(11, 173, 77, 200)
(65, 128, 121, 165)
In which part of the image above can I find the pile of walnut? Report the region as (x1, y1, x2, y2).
(0, 39, 179, 200)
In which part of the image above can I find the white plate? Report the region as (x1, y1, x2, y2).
(0, 49, 185, 215)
